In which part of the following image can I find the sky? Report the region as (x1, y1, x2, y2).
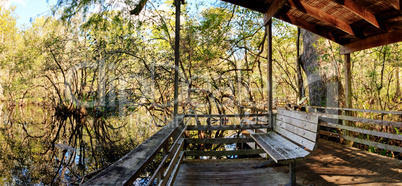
(4, 0, 218, 27)
(5, 0, 58, 26)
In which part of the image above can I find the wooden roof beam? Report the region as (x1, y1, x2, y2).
(333, 0, 380, 29)
(263, 0, 288, 25)
(385, 0, 401, 10)
(340, 30, 402, 54)
(276, 9, 344, 44)
(287, 0, 356, 37)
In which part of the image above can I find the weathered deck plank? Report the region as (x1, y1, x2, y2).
(174, 158, 289, 186)
(174, 140, 402, 185)
(298, 140, 402, 185)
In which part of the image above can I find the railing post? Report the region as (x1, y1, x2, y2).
(157, 142, 169, 184)
(173, 0, 181, 117)
(157, 168, 162, 185)
(266, 19, 273, 127)
(343, 53, 353, 146)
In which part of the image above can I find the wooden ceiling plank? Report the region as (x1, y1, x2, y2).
(340, 30, 402, 54)
(385, 0, 401, 10)
(264, 0, 288, 25)
(337, 0, 380, 28)
(276, 11, 343, 44)
(287, 0, 355, 36)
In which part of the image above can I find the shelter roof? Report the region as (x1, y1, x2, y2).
(222, 0, 402, 54)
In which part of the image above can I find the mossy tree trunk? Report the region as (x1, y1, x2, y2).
(300, 30, 326, 107)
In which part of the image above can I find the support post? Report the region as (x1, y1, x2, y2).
(288, 162, 296, 186)
(343, 53, 353, 146)
(173, 0, 180, 118)
(266, 20, 273, 126)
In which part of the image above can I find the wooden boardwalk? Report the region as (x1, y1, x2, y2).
(174, 158, 288, 186)
(174, 140, 402, 185)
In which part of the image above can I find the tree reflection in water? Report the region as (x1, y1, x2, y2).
(0, 103, 157, 185)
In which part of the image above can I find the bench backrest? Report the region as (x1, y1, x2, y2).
(275, 109, 319, 151)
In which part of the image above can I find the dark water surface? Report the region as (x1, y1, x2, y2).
(0, 103, 157, 185)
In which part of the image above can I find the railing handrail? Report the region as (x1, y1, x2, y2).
(308, 109, 402, 153)
(301, 105, 402, 115)
(184, 113, 268, 118)
(311, 112, 402, 128)
(83, 116, 184, 186)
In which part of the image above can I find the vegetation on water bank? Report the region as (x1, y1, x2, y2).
(0, 0, 401, 184)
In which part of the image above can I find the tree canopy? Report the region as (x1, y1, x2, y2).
(0, 0, 401, 184)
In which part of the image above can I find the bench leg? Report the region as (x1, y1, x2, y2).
(286, 162, 296, 186)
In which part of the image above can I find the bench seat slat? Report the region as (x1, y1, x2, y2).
(274, 126, 316, 151)
(251, 132, 309, 163)
(276, 115, 318, 132)
(262, 132, 310, 159)
(278, 110, 319, 124)
(247, 134, 284, 162)
(250, 110, 319, 185)
(276, 120, 318, 142)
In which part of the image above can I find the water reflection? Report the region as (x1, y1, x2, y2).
(0, 104, 157, 185)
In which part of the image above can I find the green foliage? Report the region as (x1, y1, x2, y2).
(0, 0, 401, 184)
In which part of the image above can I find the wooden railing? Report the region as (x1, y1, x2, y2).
(183, 113, 270, 157)
(146, 125, 186, 186)
(83, 113, 272, 185)
(274, 97, 296, 107)
(300, 106, 402, 154)
(82, 106, 402, 185)
(305, 105, 402, 115)
(83, 116, 186, 186)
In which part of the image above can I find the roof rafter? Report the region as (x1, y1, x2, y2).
(385, 0, 401, 10)
(221, 0, 402, 51)
(340, 30, 402, 54)
(287, 0, 357, 37)
(264, 0, 288, 25)
(333, 0, 381, 29)
(276, 9, 344, 44)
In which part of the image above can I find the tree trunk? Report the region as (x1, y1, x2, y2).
(300, 30, 326, 107)
(300, 29, 345, 140)
(296, 28, 304, 101)
(300, 30, 344, 108)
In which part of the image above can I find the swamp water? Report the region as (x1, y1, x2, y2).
(0, 103, 157, 185)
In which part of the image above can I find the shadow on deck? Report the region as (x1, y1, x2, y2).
(174, 140, 402, 185)
(83, 109, 402, 185)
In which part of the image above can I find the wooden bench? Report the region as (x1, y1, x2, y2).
(251, 109, 319, 186)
